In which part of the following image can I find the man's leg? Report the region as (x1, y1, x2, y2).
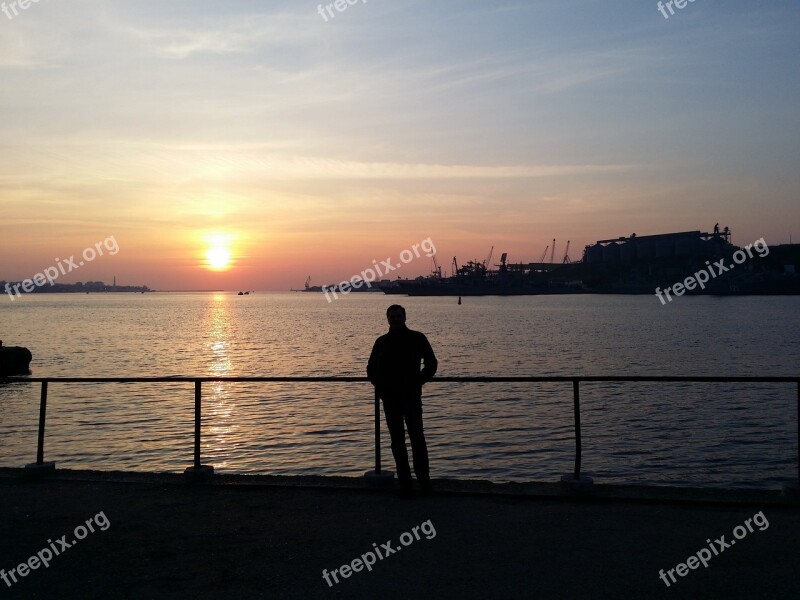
(404, 395, 430, 487)
(381, 396, 412, 488)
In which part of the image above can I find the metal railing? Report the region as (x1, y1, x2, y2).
(2, 375, 799, 486)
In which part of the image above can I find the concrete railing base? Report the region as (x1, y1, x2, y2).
(560, 474, 594, 493)
(781, 483, 799, 500)
(24, 462, 56, 478)
(184, 465, 215, 482)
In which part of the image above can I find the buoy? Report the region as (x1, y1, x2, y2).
(458, 296, 462, 305)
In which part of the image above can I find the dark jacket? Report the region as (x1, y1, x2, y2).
(367, 325, 437, 397)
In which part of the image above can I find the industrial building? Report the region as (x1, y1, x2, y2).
(583, 226, 732, 265)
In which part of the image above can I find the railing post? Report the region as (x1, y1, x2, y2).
(363, 387, 393, 487)
(573, 380, 581, 480)
(560, 379, 592, 491)
(374, 389, 381, 474)
(194, 380, 201, 470)
(796, 381, 799, 489)
(36, 380, 48, 464)
(184, 379, 213, 480)
(25, 380, 55, 475)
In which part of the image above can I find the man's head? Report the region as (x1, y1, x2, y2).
(386, 304, 406, 330)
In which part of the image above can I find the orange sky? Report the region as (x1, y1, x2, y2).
(1, 2, 798, 290)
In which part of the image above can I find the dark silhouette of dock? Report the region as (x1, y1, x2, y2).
(0, 469, 797, 599)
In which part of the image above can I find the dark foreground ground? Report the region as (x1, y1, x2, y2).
(0, 470, 798, 600)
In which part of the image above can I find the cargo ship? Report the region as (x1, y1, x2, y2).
(383, 250, 586, 296)
(291, 276, 391, 293)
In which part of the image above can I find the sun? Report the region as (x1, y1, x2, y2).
(200, 231, 237, 271)
(206, 246, 232, 270)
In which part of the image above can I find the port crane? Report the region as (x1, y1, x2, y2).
(538, 245, 549, 263)
(483, 246, 494, 270)
(549, 239, 556, 264)
(562, 240, 572, 264)
(431, 255, 442, 278)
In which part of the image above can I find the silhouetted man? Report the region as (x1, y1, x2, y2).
(367, 305, 437, 494)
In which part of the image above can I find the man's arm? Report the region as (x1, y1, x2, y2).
(419, 334, 438, 383)
(367, 337, 382, 386)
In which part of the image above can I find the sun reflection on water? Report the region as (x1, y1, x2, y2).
(204, 294, 236, 468)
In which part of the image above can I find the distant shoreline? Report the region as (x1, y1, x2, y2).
(1, 280, 150, 295)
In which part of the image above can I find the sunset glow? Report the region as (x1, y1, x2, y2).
(0, 2, 797, 291)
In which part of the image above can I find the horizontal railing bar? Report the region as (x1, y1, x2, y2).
(7, 374, 798, 488)
(2, 376, 799, 383)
